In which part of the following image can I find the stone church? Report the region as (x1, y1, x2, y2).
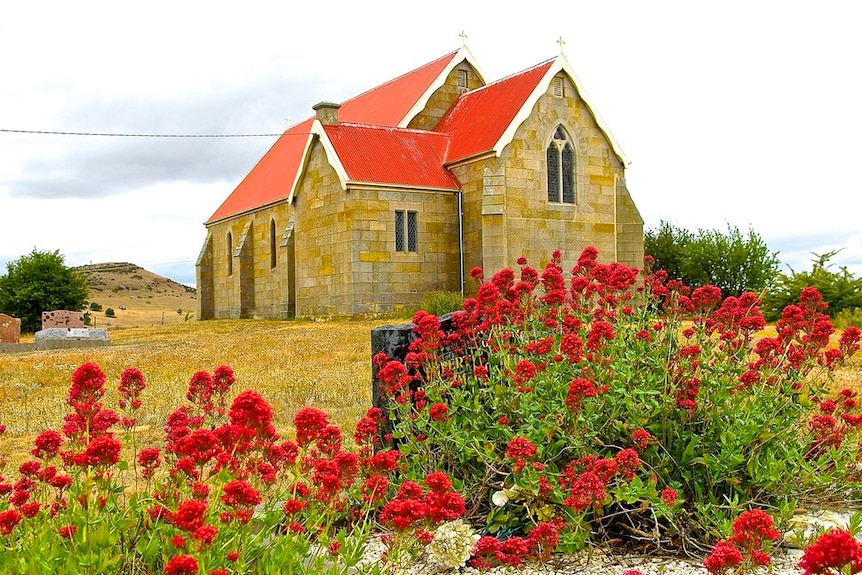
(196, 44, 643, 319)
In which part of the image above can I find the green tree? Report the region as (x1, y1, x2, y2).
(0, 249, 89, 332)
(762, 250, 862, 321)
(644, 221, 780, 297)
(644, 220, 694, 282)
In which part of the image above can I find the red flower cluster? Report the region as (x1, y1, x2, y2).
(559, 451, 640, 512)
(0, 509, 22, 535)
(429, 402, 449, 422)
(704, 510, 779, 573)
(703, 540, 744, 574)
(660, 488, 678, 506)
(353, 407, 382, 448)
(631, 428, 653, 450)
(505, 437, 537, 461)
(59, 363, 125, 470)
(469, 519, 565, 570)
(379, 472, 465, 531)
(565, 377, 604, 413)
(163, 554, 198, 575)
(806, 387, 862, 460)
(797, 529, 862, 575)
(32, 430, 63, 460)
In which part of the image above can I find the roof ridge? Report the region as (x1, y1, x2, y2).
(462, 57, 556, 95)
(331, 122, 451, 137)
(338, 49, 460, 106)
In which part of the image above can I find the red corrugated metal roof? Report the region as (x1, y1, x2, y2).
(206, 118, 313, 223)
(324, 123, 459, 190)
(206, 51, 463, 223)
(338, 50, 460, 126)
(435, 60, 554, 164)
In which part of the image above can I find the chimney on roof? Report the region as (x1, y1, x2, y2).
(313, 101, 341, 126)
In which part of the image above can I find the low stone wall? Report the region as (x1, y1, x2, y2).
(34, 328, 109, 351)
(0, 343, 35, 353)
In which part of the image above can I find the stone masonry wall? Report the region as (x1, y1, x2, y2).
(346, 187, 460, 315)
(293, 140, 355, 316)
(293, 140, 461, 316)
(407, 62, 484, 131)
(204, 201, 294, 319)
(449, 72, 643, 277)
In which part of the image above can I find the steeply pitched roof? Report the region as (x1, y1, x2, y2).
(207, 118, 314, 223)
(436, 60, 554, 164)
(337, 49, 462, 127)
(206, 48, 480, 224)
(321, 123, 459, 190)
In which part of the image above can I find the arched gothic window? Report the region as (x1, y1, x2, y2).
(269, 219, 277, 269)
(227, 231, 233, 276)
(547, 126, 576, 204)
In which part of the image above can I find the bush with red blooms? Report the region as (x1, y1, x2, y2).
(0, 362, 463, 574)
(375, 247, 862, 552)
(703, 509, 780, 573)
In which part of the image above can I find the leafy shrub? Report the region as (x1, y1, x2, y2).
(762, 250, 862, 322)
(416, 291, 464, 317)
(376, 248, 862, 550)
(645, 221, 779, 297)
(834, 307, 862, 329)
(104, 307, 115, 317)
(89, 302, 103, 311)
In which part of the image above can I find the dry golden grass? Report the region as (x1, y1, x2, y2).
(0, 318, 399, 469)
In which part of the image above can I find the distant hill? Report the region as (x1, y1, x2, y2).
(74, 263, 198, 329)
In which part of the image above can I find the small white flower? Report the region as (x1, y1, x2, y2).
(492, 490, 509, 507)
(425, 519, 481, 570)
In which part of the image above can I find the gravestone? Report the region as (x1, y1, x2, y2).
(41, 310, 85, 329)
(35, 310, 108, 351)
(0, 314, 21, 344)
(370, 313, 457, 444)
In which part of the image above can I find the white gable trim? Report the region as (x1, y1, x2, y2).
(287, 120, 349, 204)
(398, 46, 487, 128)
(491, 55, 629, 166)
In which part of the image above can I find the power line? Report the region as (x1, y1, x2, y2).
(0, 128, 282, 138)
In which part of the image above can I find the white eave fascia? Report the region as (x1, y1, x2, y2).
(287, 120, 350, 204)
(491, 55, 629, 167)
(347, 181, 460, 194)
(398, 45, 487, 128)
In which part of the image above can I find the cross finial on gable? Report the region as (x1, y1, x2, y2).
(459, 30, 468, 46)
(557, 36, 566, 55)
(285, 115, 292, 128)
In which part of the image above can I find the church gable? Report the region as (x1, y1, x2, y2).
(406, 60, 484, 131)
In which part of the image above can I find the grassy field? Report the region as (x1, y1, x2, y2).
(0, 318, 397, 467)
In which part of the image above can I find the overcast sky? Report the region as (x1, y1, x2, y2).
(1, 1, 860, 287)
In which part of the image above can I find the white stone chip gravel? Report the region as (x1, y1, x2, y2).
(360, 544, 806, 575)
